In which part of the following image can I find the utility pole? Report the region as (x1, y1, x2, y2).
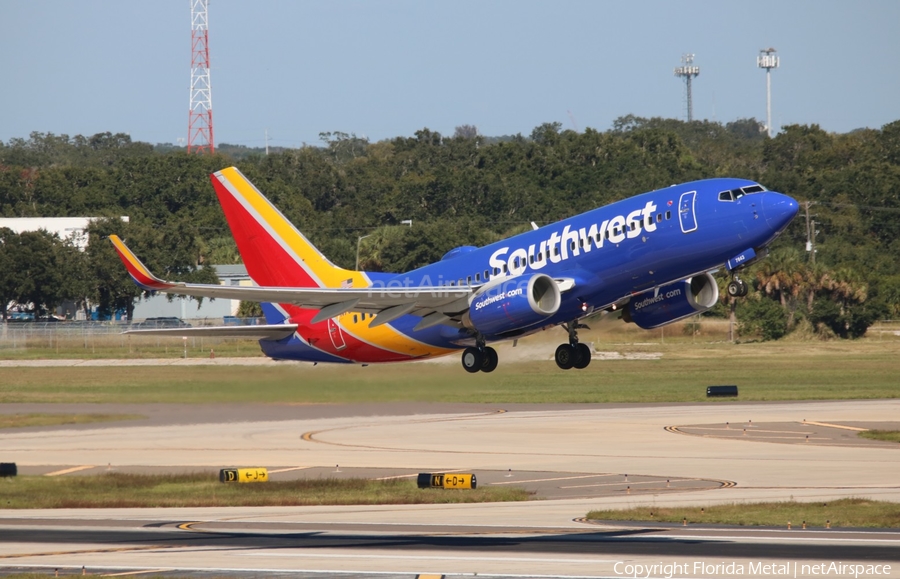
(804, 201, 817, 264)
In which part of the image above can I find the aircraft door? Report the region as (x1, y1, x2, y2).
(679, 190, 698, 233)
(327, 318, 347, 350)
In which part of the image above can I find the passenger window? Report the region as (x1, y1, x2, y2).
(466, 276, 472, 285)
(353, 314, 358, 324)
(666, 211, 671, 220)
(657, 213, 662, 222)
(570, 241, 576, 251)
(503, 264, 508, 273)
(630, 222, 637, 231)
(484, 269, 489, 279)
(529, 254, 534, 264)
(475, 273, 481, 282)
(554, 246, 559, 256)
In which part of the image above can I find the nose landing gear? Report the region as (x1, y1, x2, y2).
(555, 322, 592, 370)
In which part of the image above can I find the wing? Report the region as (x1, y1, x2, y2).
(110, 235, 474, 330)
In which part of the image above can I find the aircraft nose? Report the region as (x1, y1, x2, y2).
(762, 192, 799, 233)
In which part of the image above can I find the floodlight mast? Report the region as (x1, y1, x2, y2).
(674, 54, 700, 122)
(188, 0, 214, 154)
(757, 48, 779, 138)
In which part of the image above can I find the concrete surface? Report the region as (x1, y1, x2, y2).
(2, 399, 899, 577)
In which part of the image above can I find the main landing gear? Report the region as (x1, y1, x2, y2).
(727, 274, 749, 298)
(461, 337, 498, 374)
(555, 322, 591, 370)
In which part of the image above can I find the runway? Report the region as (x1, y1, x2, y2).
(2, 399, 899, 577)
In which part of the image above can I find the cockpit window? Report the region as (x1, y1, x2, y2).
(720, 184, 766, 202)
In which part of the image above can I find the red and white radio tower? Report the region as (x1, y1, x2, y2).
(188, 0, 214, 154)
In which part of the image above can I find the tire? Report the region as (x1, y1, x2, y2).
(481, 347, 499, 373)
(461, 347, 483, 373)
(573, 343, 592, 369)
(739, 280, 749, 297)
(555, 344, 575, 370)
(727, 281, 741, 298)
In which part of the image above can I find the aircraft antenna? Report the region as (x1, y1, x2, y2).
(188, 0, 215, 154)
(757, 48, 779, 138)
(674, 54, 700, 122)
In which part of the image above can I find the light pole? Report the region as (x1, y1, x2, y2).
(757, 48, 779, 138)
(355, 234, 372, 271)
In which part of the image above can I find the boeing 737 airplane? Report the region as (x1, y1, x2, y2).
(111, 166, 798, 372)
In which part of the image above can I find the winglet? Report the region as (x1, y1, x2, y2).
(109, 235, 174, 291)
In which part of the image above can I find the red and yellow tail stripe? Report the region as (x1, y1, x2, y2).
(109, 235, 173, 291)
(210, 167, 454, 360)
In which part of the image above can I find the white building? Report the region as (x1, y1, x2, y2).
(132, 264, 252, 321)
(0, 217, 129, 250)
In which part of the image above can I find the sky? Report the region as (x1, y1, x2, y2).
(1, 1, 898, 148)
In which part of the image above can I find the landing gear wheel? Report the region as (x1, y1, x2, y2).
(573, 343, 592, 369)
(461, 347, 484, 373)
(727, 279, 748, 298)
(481, 347, 499, 373)
(555, 344, 576, 370)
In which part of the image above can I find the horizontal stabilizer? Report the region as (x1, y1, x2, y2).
(123, 324, 299, 340)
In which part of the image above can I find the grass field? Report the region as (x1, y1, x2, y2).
(859, 430, 900, 443)
(586, 498, 900, 529)
(0, 473, 530, 508)
(0, 413, 144, 429)
(0, 339, 898, 404)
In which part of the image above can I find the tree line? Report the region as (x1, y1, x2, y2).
(1, 117, 898, 339)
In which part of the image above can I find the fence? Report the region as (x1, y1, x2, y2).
(0, 318, 267, 356)
(1, 317, 898, 356)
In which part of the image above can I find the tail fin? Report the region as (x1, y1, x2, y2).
(210, 167, 361, 289)
(260, 302, 289, 326)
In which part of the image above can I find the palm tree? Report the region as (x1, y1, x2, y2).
(755, 248, 804, 328)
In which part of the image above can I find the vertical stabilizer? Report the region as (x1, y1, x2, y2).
(210, 167, 363, 289)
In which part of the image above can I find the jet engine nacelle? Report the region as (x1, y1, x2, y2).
(624, 272, 720, 330)
(463, 273, 561, 335)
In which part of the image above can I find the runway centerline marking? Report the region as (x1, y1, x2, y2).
(562, 478, 695, 489)
(240, 552, 619, 564)
(43, 465, 95, 476)
(267, 466, 313, 474)
(102, 569, 169, 577)
(802, 420, 869, 432)
(490, 473, 617, 485)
